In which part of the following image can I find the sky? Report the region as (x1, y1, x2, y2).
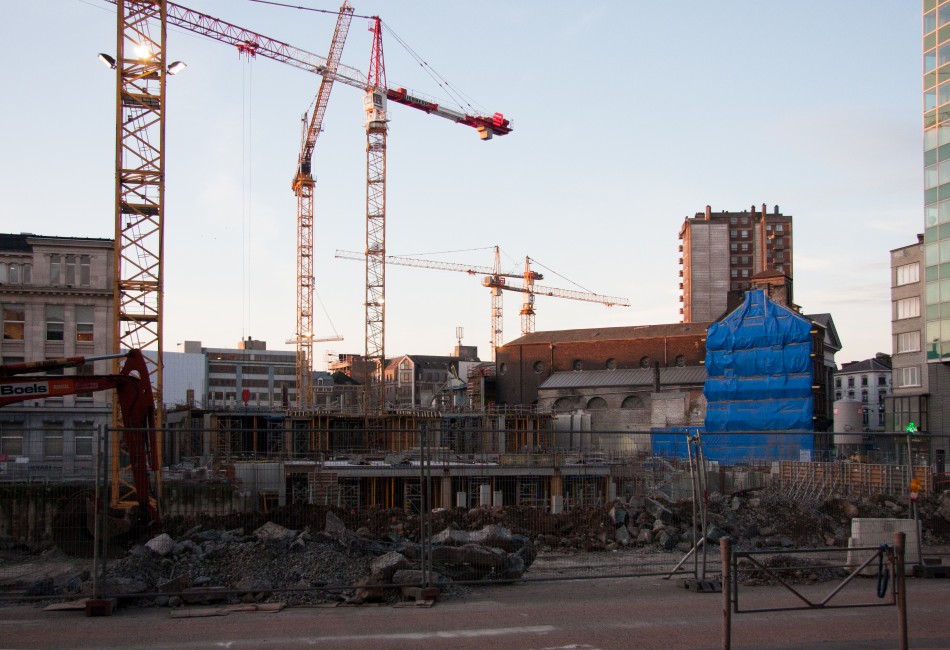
(0, 1, 923, 368)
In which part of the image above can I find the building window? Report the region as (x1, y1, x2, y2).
(896, 262, 920, 286)
(553, 397, 574, 412)
(835, 378, 842, 388)
(533, 361, 544, 374)
(605, 358, 617, 370)
(46, 305, 65, 342)
(775, 224, 784, 232)
(835, 392, 842, 400)
(65, 255, 76, 285)
(621, 395, 644, 409)
(76, 363, 94, 402)
(847, 377, 855, 388)
(897, 366, 921, 388)
(76, 305, 94, 343)
(847, 390, 855, 399)
(894, 297, 920, 320)
(730, 243, 738, 253)
(572, 359, 583, 371)
(43, 422, 64, 458)
(2, 304, 25, 340)
(861, 390, 868, 403)
(639, 356, 651, 368)
(0, 263, 27, 284)
(79, 255, 91, 286)
(740, 229, 749, 238)
(586, 397, 607, 410)
(861, 376, 868, 387)
(74, 421, 94, 457)
(50, 254, 61, 285)
(0, 421, 24, 456)
(674, 355, 686, 367)
(741, 243, 749, 252)
(896, 331, 921, 353)
(878, 376, 887, 386)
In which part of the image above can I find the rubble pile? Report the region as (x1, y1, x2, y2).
(4, 489, 948, 606)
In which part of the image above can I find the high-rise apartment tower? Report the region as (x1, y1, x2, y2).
(678, 204, 793, 323)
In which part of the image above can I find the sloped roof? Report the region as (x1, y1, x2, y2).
(807, 313, 842, 351)
(506, 322, 711, 346)
(539, 366, 706, 390)
(838, 357, 891, 374)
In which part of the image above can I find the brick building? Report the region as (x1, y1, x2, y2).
(494, 322, 710, 406)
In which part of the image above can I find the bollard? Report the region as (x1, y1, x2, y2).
(721, 536, 732, 650)
(894, 531, 907, 650)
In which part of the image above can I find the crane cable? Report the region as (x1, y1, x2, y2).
(248, 0, 485, 117)
(528, 257, 597, 295)
(242, 58, 254, 340)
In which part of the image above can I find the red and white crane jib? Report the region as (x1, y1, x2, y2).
(111, 0, 513, 140)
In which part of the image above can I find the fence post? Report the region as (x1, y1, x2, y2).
(894, 531, 907, 650)
(721, 536, 732, 650)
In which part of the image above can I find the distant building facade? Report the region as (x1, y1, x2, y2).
(679, 204, 793, 323)
(886, 236, 927, 437)
(835, 355, 892, 432)
(180, 338, 296, 409)
(0, 233, 115, 479)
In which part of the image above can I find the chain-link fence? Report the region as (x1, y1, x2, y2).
(1, 426, 947, 607)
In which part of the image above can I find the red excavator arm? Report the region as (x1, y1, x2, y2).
(0, 350, 159, 526)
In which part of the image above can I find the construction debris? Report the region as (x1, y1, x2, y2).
(2, 488, 948, 607)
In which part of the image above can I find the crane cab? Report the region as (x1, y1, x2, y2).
(364, 89, 388, 126)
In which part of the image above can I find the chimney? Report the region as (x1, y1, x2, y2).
(705, 204, 711, 220)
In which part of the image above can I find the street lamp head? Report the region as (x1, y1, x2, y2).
(167, 61, 188, 75)
(97, 53, 116, 69)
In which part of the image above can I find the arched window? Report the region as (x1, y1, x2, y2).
(605, 358, 617, 370)
(533, 361, 544, 374)
(572, 359, 583, 371)
(674, 355, 686, 367)
(553, 397, 574, 412)
(586, 396, 607, 410)
(639, 356, 651, 368)
(621, 395, 644, 409)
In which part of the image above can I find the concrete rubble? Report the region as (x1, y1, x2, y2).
(2, 488, 948, 607)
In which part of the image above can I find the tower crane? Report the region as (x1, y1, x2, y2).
(335, 248, 630, 361)
(291, 2, 353, 408)
(104, 0, 512, 419)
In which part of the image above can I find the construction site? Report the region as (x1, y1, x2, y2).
(1, 2, 950, 630)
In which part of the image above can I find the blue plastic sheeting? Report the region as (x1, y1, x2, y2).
(704, 290, 814, 435)
(651, 428, 812, 464)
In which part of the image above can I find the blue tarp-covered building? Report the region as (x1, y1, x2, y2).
(652, 290, 815, 464)
(703, 289, 814, 462)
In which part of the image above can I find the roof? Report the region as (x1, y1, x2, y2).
(539, 366, 706, 390)
(506, 322, 711, 346)
(837, 356, 892, 374)
(384, 354, 464, 372)
(807, 313, 842, 351)
(0, 233, 113, 252)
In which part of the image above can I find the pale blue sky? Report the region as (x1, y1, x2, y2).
(0, 2, 922, 367)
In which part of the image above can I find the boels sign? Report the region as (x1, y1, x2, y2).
(0, 381, 50, 398)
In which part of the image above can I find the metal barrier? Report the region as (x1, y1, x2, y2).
(721, 533, 909, 650)
(0, 426, 946, 612)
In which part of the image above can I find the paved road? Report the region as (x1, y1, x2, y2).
(1, 576, 948, 649)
